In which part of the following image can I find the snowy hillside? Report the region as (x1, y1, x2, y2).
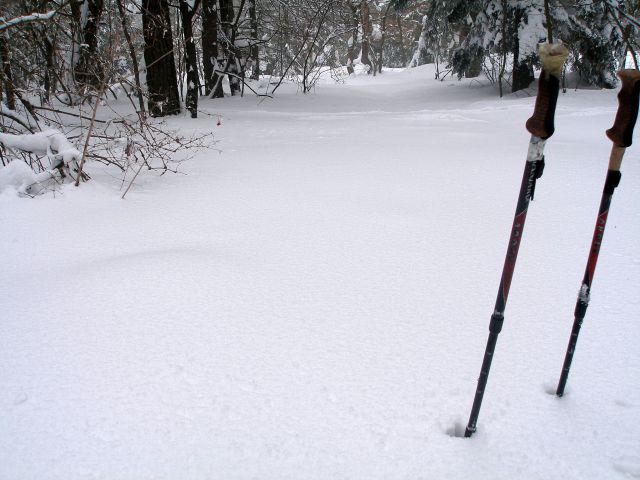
(1, 65, 639, 479)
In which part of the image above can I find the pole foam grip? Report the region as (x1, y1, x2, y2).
(525, 43, 569, 140)
(606, 70, 640, 148)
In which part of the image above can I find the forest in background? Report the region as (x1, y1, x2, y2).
(0, 0, 639, 192)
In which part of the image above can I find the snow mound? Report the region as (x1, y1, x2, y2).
(0, 160, 60, 196)
(0, 160, 37, 194)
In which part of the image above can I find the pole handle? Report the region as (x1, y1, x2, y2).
(606, 69, 640, 149)
(525, 43, 569, 140)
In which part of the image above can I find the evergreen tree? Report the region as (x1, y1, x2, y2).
(413, 0, 638, 91)
(553, 0, 636, 88)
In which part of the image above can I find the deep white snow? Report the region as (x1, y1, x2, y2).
(1, 65, 640, 479)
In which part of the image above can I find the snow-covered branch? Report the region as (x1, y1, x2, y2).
(0, 10, 57, 32)
(0, 103, 36, 132)
(0, 130, 81, 168)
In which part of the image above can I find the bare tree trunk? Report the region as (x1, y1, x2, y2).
(360, 0, 372, 73)
(396, 13, 406, 67)
(377, 2, 392, 74)
(279, 6, 287, 77)
(498, 0, 507, 98)
(116, 0, 146, 117)
(249, 0, 260, 80)
(219, 0, 241, 95)
(142, 0, 181, 116)
(511, 8, 534, 92)
(179, 0, 200, 117)
(42, 36, 55, 102)
(202, 0, 223, 97)
(0, 34, 15, 109)
(69, 0, 83, 90)
(209, 0, 246, 97)
(75, 0, 105, 89)
(346, 3, 359, 74)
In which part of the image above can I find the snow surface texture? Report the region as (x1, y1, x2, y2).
(1, 65, 640, 479)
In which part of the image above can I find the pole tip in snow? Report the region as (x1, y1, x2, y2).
(606, 69, 640, 148)
(525, 43, 569, 140)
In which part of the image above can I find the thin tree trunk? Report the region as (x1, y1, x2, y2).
(116, 0, 146, 117)
(220, 0, 245, 95)
(179, 0, 200, 117)
(396, 13, 406, 67)
(202, 0, 223, 97)
(377, 2, 392, 73)
(498, 0, 508, 98)
(249, 0, 259, 80)
(360, 0, 372, 73)
(219, 0, 241, 95)
(346, 3, 359, 74)
(210, 0, 246, 97)
(0, 34, 15, 109)
(42, 35, 55, 102)
(69, 0, 82, 91)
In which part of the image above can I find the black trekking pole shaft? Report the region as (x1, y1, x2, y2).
(464, 43, 568, 438)
(556, 69, 640, 397)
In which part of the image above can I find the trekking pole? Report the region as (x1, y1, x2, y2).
(556, 69, 640, 397)
(464, 43, 569, 438)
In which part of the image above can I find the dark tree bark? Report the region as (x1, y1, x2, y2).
(360, 0, 372, 73)
(511, 9, 534, 92)
(512, 62, 534, 91)
(29, 0, 57, 103)
(202, 0, 223, 97)
(377, 2, 393, 74)
(116, 0, 146, 117)
(0, 34, 15, 109)
(142, 0, 180, 116)
(396, 13, 406, 67)
(248, 0, 259, 80)
(219, 0, 240, 95)
(75, 0, 105, 89)
(42, 35, 55, 102)
(70, 0, 82, 83)
(346, 3, 359, 74)
(179, 0, 200, 118)
(457, 22, 482, 78)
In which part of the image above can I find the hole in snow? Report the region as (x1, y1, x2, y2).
(445, 421, 466, 438)
(543, 381, 567, 397)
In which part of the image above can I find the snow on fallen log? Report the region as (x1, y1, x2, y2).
(0, 129, 81, 169)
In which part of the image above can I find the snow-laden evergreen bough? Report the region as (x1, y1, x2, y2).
(556, 68, 640, 397)
(418, 0, 636, 91)
(464, 41, 569, 438)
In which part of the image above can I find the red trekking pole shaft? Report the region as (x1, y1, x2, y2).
(556, 69, 640, 397)
(464, 43, 569, 438)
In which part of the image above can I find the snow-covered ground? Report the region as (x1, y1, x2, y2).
(2, 66, 640, 479)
